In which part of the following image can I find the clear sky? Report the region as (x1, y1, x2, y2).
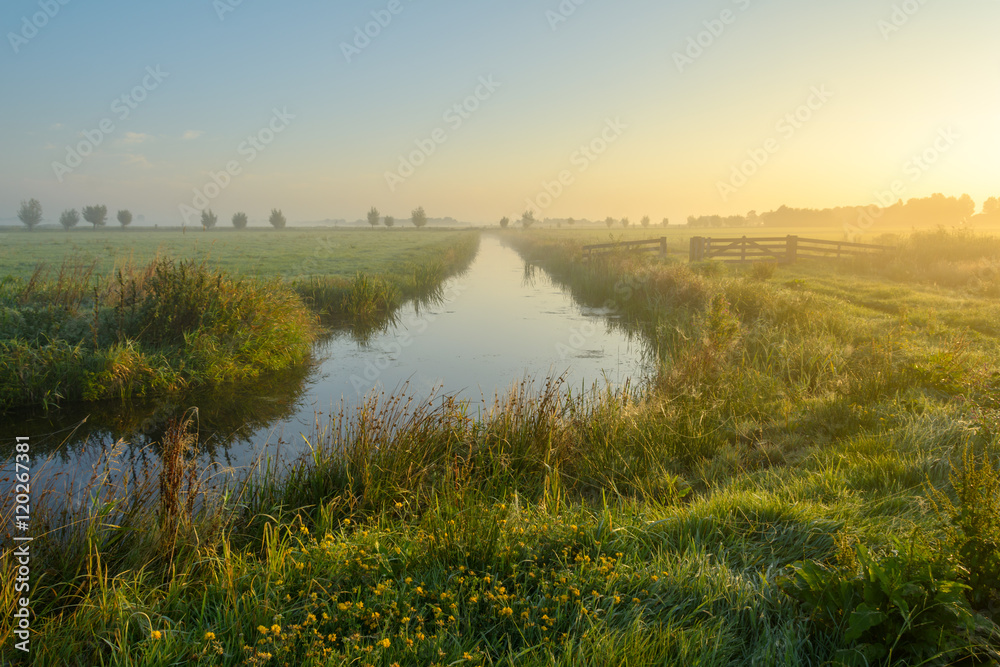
(1, 0, 997, 226)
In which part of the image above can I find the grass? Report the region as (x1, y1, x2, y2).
(292, 233, 479, 325)
(0, 230, 479, 412)
(3, 228, 1000, 665)
(0, 227, 481, 282)
(0, 258, 318, 412)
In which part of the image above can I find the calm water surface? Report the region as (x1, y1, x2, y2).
(5, 236, 651, 490)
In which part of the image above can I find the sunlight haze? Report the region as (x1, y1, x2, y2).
(1, 0, 997, 225)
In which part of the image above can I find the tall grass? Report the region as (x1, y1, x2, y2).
(0, 257, 317, 412)
(856, 227, 1000, 294)
(292, 233, 479, 324)
(4, 229, 1000, 664)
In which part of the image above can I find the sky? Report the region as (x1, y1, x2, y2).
(1, 0, 998, 226)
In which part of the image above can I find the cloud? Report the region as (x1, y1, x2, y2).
(122, 132, 152, 145)
(122, 153, 153, 169)
(182, 130, 204, 141)
(50, 123, 63, 130)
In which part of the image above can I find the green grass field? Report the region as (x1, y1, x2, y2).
(0, 227, 478, 281)
(3, 226, 1000, 665)
(0, 228, 480, 411)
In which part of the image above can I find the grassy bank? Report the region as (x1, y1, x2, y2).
(3, 229, 1000, 665)
(0, 259, 318, 412)
(0, 231, 479, 412)
(292, 233, 479, 325)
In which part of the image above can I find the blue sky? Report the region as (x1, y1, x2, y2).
(1, 0, 997, 225)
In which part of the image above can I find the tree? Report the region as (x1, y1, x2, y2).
(269, 209, 286, 230)
(499, 216, 510, 229)
(367, 206, 380, 228)
(411, 206, 427, 229)
(117, 209, 133, 228)
(567, 217, 575, 226)
(662, 218, 670, 227)
(59, 209, 79, 231)
(383, 215, 395, 228)
(17, 199, 43, 230)
(984, 197, 1000, 216)
(82, 204, 108, 230)
(605, 217, 615, 228)
(201, 209, 218, 229)
(621, 217, 630, 228)
(232, 212, 248, 229)
(640, 215, 650, 228)
(521, 210, 535, 229)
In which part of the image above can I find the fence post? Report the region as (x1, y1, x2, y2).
(689, 236, 703, 262)
(787, 235, 799, 263)
(660, 237, 667, 256)
(741, 236, 747, 263)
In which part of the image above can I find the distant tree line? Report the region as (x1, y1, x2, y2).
(13, 199, 296, 231)
(498, 215, 669, 229)
(363, 206, 427, 229)
(16, 199, 133, 231)
(687, 194, 988, 229)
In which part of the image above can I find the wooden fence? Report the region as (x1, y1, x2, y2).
(688, 235, 890, 264)
(583, 237, 667, 261)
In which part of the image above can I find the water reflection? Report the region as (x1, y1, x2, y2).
(4, 236, 653, 490)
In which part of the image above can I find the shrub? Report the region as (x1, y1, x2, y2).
(750, 261, 777, 280)
(928, 444, 1000, 612)
(780, 542, 978, 665)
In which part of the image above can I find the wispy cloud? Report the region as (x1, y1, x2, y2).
(182, 130, 204, 141)
(50, 123, 63, 131)
(122, 132, 152, 145)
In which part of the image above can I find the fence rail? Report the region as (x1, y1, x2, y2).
(689, 235, 891, 264)
(583, 237, 667, 261)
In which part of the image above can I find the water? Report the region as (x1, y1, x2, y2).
(3, 236, 651, 490)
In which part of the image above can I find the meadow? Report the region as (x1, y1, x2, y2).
(0, 227, 478, 282)
(0, 227, 479, 411)
(2, 226, 1000, 665)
